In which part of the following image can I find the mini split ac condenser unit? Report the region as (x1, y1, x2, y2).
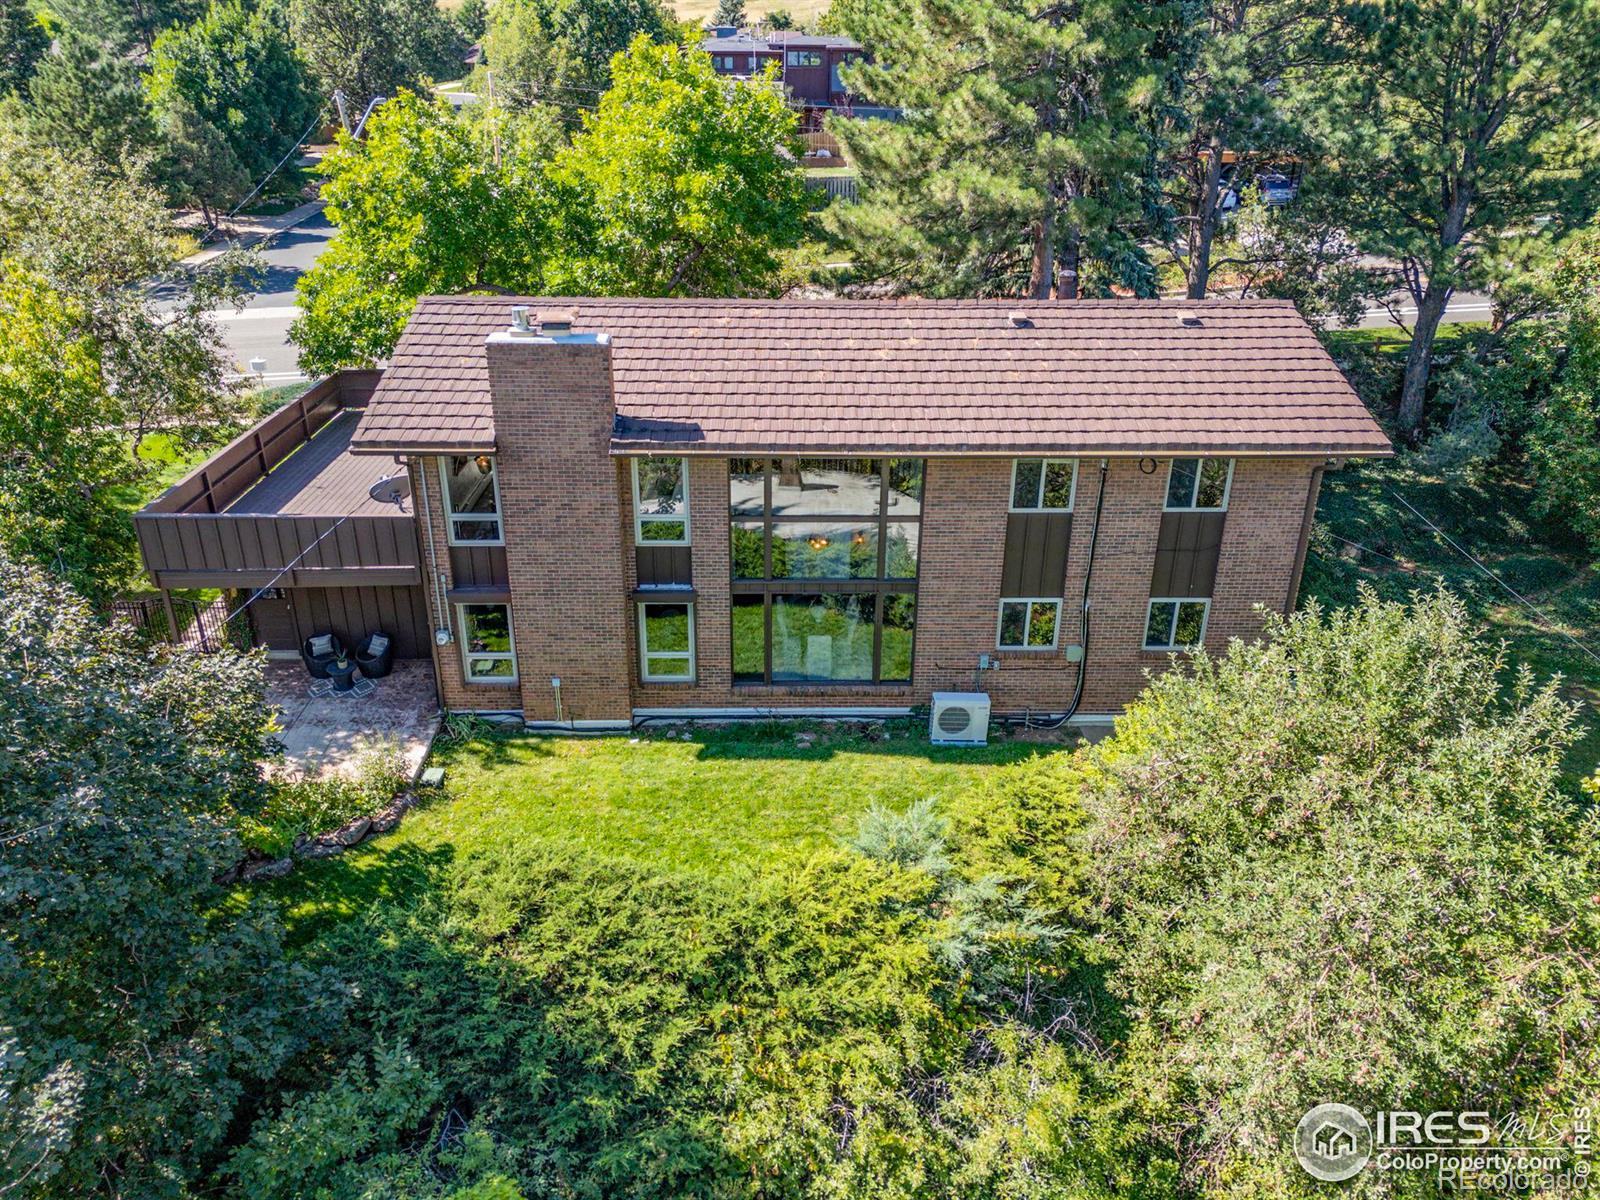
(929, 691, 991, 746)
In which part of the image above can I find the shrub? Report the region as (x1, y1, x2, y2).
(243, 740, 410, 857)
(1083, 588, 1600, 1197)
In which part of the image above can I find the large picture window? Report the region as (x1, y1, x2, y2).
(1165, 458, 1233, 511)
(728, 458, 922, 684)
(441, 456, 503, 544)
(632, 458, 689, 545)
(457, 602, 517, 683)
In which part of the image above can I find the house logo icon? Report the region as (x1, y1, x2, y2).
(1295, 1103, 1372, 1181)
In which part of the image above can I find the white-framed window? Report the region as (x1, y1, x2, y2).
(632, 458, 690, 545)
(997, 598, 1061, 650)
(457, 602, 517, 683)
(1144, 597, 1209, 650)
(1164, 457, 1233, 511)
(638, 600, 695, 682)
(440, 455, 504, 544)
(1010, 458, 1077, 511)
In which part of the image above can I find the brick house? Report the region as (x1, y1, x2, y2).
(701, 29, 891, 127)
(134, 298, 1389, 730)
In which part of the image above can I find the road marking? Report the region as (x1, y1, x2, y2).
(210, 305, 303, 322)
(229, 370, 307, 383)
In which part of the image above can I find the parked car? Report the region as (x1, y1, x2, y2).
(1257, 172, 1296, 205)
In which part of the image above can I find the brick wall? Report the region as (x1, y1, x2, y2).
(487, 335, 633, 723)
(415, 333, 1323, 720)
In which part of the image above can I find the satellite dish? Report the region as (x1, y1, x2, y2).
(368, 474, 412, 506)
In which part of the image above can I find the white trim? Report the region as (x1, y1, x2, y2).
(996, 597, 1063, 651)
(1143, 596, 1211, 650)
(456, 600, 519, 684)
(1162, 457, 1234, 512)
(1007, 457, 1078, 512)
(638, 599, 696, 683)
(631, 457, 691, 546)
(439, 456, 505, 546)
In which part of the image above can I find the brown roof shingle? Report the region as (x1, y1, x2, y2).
(351, 296, 1392, 458)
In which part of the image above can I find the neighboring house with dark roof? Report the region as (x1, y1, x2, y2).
(700, 27, 888, 126)
(134, 298, 1390, 730)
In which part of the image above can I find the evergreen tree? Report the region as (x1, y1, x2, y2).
(0, 0, 48, 95)
(148, 0, 322, 182)
(156, 96, 252, 227)
(291, 0, 465, 115)
(827, 0, 1170, 298)
(1158, 0, 1321, 297)
(1300, 0, 1600, 435)
(26, 29, 161, 170)
(47, 0, 206, 51)
(712, 0, 746, 25)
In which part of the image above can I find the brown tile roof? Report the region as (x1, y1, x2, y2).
(351, 297, 1392, 458)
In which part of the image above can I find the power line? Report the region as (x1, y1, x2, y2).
(1379, 485, 1600, 672)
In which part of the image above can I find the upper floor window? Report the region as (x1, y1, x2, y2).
(633, 458, 689, 545)
(1165, 457, 1233, 511)
(786, 50, 822, 66)
(1010, 458, 1077, 511)
(441, 455, 503, 544)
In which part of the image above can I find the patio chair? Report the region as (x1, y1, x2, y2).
(301, 632, 345, 679)
(355, 631, 395, 679)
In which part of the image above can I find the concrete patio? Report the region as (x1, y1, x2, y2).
(264, 659, 441, 779)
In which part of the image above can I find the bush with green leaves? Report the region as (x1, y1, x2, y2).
(1083, 587, 1600, 1197)
(0, 554, 345, 1197)
(243, 739, 412, 857)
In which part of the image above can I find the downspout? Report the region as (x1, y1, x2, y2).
(1060, 456, 1109, 723)
(411, 456, 450, 711)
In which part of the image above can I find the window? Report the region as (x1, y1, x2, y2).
(1165, 458, 1233, 511)
(728, 457, 923, 684)
(632, 458, 689, 545)
(457, 603, 517, 683)
(1144, 598, 1209, 650)
(639, 601, 695, 682)
(441, 456, 503, 544)
(1010, 458, 1077, 511)
(997, 599, 1061, 650)
(786, 49, 823, 66)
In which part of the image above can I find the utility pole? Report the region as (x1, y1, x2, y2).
(332, 88, 350, 133)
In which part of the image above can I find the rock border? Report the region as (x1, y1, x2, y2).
(220, 790, 419, 884)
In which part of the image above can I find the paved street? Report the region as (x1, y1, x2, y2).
(206, 211, 334, 384)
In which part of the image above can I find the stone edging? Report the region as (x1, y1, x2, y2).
(218, 790, 418, 884)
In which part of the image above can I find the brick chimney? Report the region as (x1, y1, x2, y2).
(485, 307, 632, 725)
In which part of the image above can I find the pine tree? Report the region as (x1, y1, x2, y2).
(712, 0, 746, 25)
(156, 97, 251, 227)
(0, 0, 49, 96)
(26, 30, 160, 170)
(827, 0, 1170, 298)
(1302, 0, 1600, 435)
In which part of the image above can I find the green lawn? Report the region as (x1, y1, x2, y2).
(267, 719, 1074, 941)
(1303, 460, 1600, 789)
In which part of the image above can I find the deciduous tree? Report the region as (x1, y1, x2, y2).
(148, 0, 322, 182)
(545, 37, 808, 295)
(482, 0, 672, 118)
(1086, 590, 1600, 1196)
(0, 555, 342, 1196)
(827, 0, 1168, 298)
(1302, 0, 1600, 435)
(290, 0, 465, 115)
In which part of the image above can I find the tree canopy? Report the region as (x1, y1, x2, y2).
(1300, 0, 1600, 435)
(290, 0, 464, 115)
(25, 29, 161, 171)
(481, 0, 673, 118)
(0, 0, 49, 95)
(148, 0, 322, 182)
(0, 556, 343, 1196)
(828, 0, 1167, 298)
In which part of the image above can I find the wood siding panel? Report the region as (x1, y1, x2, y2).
(1150, 511, 1226, 597)
(635, 545, 693, 587)
(1000, 512, 1072, 596)
(448, 546, 509, 588)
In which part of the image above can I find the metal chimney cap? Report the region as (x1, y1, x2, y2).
(509, 305, 534, 333)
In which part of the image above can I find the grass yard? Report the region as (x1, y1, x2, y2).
(1303, 459, 1600, 789)
(267, 719, 1073, 941)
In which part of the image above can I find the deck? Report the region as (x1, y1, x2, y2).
(135, 371, 422, 590)
(227, 410, 399, 518)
